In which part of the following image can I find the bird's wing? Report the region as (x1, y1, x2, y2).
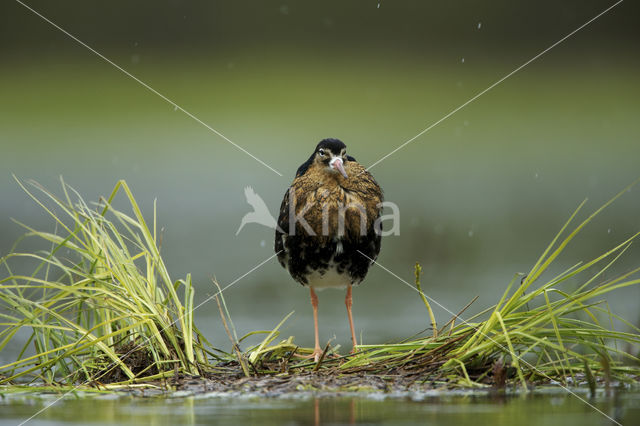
(275, 188, 290, 235)
(274, 188, 291, 262)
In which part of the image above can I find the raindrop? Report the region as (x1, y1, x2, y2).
(477, 22, 482, 29)
(534, 172, 539, 179)
(260, 240, 266, 247)
(608, 228, 612, 234)
(468, 230, 474, 238)
(173, 105, 178, 111)
(461, 57, 465, 63)
(377, 2, 381, 8)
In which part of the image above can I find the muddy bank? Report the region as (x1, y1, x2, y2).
(92, 368, 635, 399)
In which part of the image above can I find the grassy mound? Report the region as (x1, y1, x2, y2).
(1, 178, 639, 391)
(0, 178, 216, 386)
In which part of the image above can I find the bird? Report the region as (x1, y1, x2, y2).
(236, 186, 279, 235)
(275, 138, 383, 361)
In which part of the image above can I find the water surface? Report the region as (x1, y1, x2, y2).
(2, 389, 639, 426)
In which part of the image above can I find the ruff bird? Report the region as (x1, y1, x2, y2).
(275, 138, 383, 361)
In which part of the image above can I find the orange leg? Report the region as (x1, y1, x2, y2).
(310, 287, 323, 362)
(314, 398, 320, 426)
(346, 285, 358, 352)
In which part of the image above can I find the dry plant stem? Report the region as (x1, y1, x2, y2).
(280, 346, 298, 373)
(313, 343, 331, 372)
(415, 262, 438, 338)
(345, 285, 358, 351)
(439, 296, 479, 336)
(214, 292, 250, 378)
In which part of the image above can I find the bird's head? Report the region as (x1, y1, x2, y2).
(313, 138, 349, 179)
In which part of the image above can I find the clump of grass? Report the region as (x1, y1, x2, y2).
(0, 178, 216, 385)
(248, 184, 640, 388)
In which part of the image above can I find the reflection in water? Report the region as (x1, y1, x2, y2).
(0, 390, 639, 425)
(313, 398, 358, 425)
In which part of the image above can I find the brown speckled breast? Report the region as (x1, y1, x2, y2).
(275, 158, 383, 287)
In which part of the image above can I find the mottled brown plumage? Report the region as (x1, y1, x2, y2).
(279, 160, 382, 239)
(275, 138, 383, 361)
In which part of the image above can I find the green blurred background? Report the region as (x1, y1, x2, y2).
(1, 0, 639, 357)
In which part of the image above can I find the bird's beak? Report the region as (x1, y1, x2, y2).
(329, 156, 348, 178)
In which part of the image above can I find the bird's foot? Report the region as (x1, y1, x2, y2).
(294, 347, 325, 362)
(312, 347, 324, 363)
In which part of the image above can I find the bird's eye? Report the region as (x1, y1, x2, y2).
(318, 149, 325, 157)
